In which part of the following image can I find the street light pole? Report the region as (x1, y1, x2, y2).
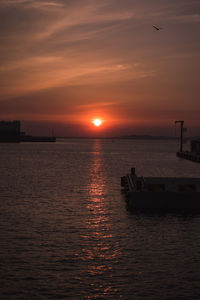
(175, 120, 184, 153)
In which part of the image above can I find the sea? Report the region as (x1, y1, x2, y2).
(0, 138, 200, 299)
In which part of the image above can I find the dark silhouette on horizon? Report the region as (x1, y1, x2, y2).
(0, 120, 56, 143)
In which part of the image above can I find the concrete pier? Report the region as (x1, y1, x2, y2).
(121, 168, 200, 212)
(176, 151, 200, 163)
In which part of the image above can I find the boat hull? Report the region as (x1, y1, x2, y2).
(127, 191, 200, 212)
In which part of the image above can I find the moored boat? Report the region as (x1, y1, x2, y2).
(121, 168, 200, 212)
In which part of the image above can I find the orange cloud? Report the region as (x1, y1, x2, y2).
(0, 0, 200, 136)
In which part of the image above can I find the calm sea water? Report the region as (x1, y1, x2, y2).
(0, 139, 200, 299)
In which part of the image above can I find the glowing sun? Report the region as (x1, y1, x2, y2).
(92, 118, 102, 127)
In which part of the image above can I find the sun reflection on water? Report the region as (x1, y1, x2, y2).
(79, 140, 121, 298)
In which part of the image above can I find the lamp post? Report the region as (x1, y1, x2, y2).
(175, 120, 184, 153)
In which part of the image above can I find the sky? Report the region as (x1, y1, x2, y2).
(0, 0, 200, 137)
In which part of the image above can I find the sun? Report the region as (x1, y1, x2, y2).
(92, 118, 102, 127)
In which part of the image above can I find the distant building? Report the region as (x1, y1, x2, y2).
(0, 120, 56, 143)
(191, 140, 200, 154)
(0, 120, 21, 142)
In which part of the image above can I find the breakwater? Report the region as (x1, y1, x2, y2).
(176, 151, 200, 163)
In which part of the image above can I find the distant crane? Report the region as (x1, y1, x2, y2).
(175, 120, 187, 153)
(153, 25, 163, 31)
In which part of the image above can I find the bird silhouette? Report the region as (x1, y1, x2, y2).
(153, 25, 163, 31)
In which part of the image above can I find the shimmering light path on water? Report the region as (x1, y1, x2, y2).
(0, 139, 200, 299)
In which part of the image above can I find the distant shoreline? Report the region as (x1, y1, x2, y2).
(56, 135, 181, 140)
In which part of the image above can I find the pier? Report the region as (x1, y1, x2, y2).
(20, 135, 56, 142)
(176, 151, 200, 163)
(175, 120, 200, 163)
(121, 168, 200, 212)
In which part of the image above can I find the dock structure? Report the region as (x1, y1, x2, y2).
(176, 150, 200, 163)
(176, 139, 200, 163)
(121, 168, 200, 212)
(175, 120, 200, 163)
(20, 135, 56, 142)
(0, 120, 21, 142)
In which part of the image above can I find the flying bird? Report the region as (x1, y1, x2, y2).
(153, 25, 163, 31)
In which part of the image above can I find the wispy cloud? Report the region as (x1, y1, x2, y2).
(0, 0, 63, 7)
(169, 13, 200, 23)
(0, 57, 156, 100)
(0, 0, 200, 133)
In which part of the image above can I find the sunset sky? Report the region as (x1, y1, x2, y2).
(0, 0, 200, 136)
